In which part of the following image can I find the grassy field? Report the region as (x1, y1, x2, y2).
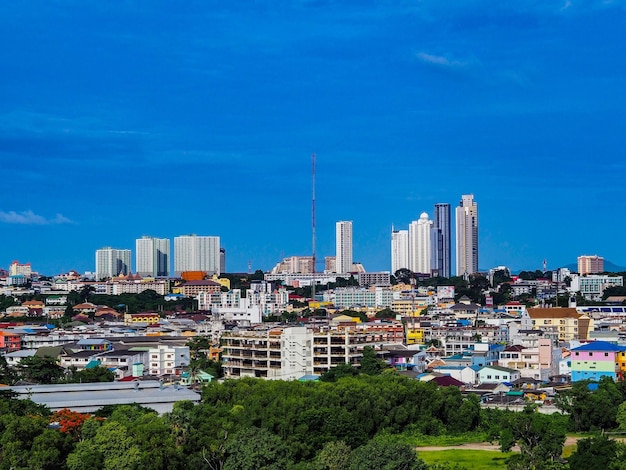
(417, 449, 514, 469)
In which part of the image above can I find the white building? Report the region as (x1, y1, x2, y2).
(577, 275, 623, 301)
(95, 247, 131, 280)
(336, 221, 353, 274)
(136, 236, 170, 277)
(408, 212, 432, 275)
(147, 344, 191, 376)
(391, 228, 409, 273)
(174, 235, 220, 276)
(456, 194, 479, 276)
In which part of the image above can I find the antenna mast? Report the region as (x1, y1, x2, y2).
(311, 153, 316, 310)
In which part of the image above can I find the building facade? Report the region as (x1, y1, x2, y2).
(577, 255, 604, 275)
(391, 228, 409, 274)
(174, 235, 220, 276)
(95, 247, 131, 280)
(455, 194, 479, 276)
(408, 213, 432, 275)
(136, 236, 170, 277)
(432, 203, 451, 278)
(335, 221, 353, 274)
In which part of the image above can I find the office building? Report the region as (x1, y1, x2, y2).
(95, 247, 131, 280)
(391, 228, 409, 274)
(335, 221, 353, 274)
(408, 213, 432, 275)
(577, 255, 604, 275)
(174, 235, 220, 277)
(432, 203, 451, 277)
(136, 236, 170, 277)
(455, 194, 478, 276)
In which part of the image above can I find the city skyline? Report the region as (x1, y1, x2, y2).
(2, 3, 625, 275)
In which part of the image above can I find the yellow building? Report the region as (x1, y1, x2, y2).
(391, 299, 427, 317)
(526, 308, 593, 342)
(124, 312, 161, 326)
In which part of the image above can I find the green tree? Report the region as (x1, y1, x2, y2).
(569, 435, 626, 470)
(498, 405, 566, 469)
(359, 346, 385, 376)
(319, 363, 359, 382)
(16, 355, 65, 384)
(348, 436, 427, 470)
(316, 440, 351, 470)
(67, 365, 115, 383)
(223, 426, 293, 470)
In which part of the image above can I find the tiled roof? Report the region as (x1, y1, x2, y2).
(527, 308, 581, 319)
(571, 341, 626, 352)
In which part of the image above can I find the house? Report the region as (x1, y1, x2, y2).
(432, 365, 479, 384)
(124, 312, 161, 326)
(179, 370, 213, 387)
(477, 365, 521, 384)
(73, 303, 98, 315)
(570, 341, 626, 382)
(0, 331, 22, 352)
(77, 339, 113, 351)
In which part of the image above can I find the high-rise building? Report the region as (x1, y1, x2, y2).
(455, 194, 479, 276)
(220, 248, 226, 274)
(408, 213, 432, 274)
(136, 236, 170, 277)
(335, 221, 353, 274)
(96, 247, 131, 280)
(432, 203, 451, 278)
(577, 255, 604, 275)
(391, 228, 409, 274)
(174, 235, 221, 277)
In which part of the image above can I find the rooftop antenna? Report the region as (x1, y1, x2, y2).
(311, 153, 316, 311)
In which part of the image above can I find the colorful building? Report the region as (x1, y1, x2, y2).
(570, 341, 626, 382)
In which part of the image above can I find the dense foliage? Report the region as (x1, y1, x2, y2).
(3, 373, 626, 469)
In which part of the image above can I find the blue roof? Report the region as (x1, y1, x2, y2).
(571, 341, 626, 352)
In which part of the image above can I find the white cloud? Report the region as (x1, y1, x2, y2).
(0, 210, 73, 225)
(415, 52, 468, 68)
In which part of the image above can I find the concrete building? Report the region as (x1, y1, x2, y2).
(221, 324, 403, 379)
(408, 212, 432, 275)
(147, 344, 191, 376)
(271, 256, 315, 274)
(570, 341, 626, 382)
(9, 261, 32, 277)
(136, 236, 170, 277)
(577, 255, 604, 275)
(455, 194, 478, 276)
(95, 247, 131, 280)
(391, 228, 409, 274)
(432, 203, 451, 278)
(174, 235, 220, 277)
(578, 274, 623, 301)
(522, 308, 593, 342)
(335, 221, 353, 274)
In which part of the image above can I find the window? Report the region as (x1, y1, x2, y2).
(605, 353, 609, 357)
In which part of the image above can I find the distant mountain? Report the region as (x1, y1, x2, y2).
(562, 260, 626, 273)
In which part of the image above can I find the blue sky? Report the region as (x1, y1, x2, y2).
(1, 1, 625, 275)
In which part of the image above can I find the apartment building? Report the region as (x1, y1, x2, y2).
(221, 323, 403, 380)
(522, 308, 593, 342)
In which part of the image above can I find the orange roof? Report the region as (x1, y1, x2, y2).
(527, 307, 582, 319)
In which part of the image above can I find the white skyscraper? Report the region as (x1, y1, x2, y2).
(174, 235, 220, 276)
(335, 221, 353, 274)
(408, 212, 432, 274)
(391, 228, 409, 273)
(95, 247, 131, 280)
(136, 236, 170, 277)
(456, 194, 479, 276)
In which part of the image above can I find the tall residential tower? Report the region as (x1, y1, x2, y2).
(391, 228, 409, 273)
(136, 236, 170, 277)
(432, 203, 451, 278)
(95, 247, 131, 280)
(408, 213, 432, 274)
(455, 194, 478, 277)
(335, 221, 353, 274)
(174, 235, 220, 276)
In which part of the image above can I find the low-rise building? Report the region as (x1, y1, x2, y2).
(570, 341, 626, 382)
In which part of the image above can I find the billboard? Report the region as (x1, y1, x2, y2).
(437, 286, 455, 300)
